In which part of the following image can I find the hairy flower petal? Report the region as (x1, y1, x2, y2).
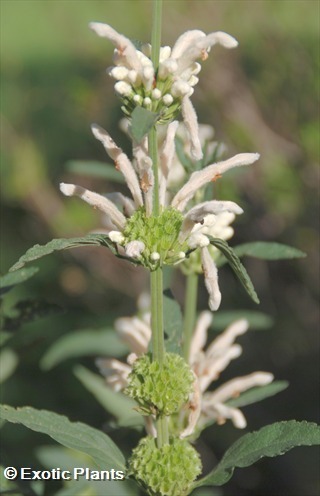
(59, 183, 126, 230)
(172, 153, 260, 211)
(91, 124, 143, 208)
(181, 96, 203, 161)
(159, 120, 180, 206)
(201, 246, 221, 311)
(89, 22, 142, 73)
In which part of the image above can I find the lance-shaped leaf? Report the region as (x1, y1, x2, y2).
(9, 234, 117, 272)
(212, 310, 273, 331)
(66, 160, 125, 183)
(0, 405, 126, 471)
(0, 267, 39, 295)
(74, 366, 143, 428)
(209, 237, 259, 304)
(194, 421, 320, 488)
(40, 329, 129, 370)
(233, 242, 306, 260)
(131, 106, 159, 142)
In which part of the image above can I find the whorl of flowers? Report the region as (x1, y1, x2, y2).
(97, 308, 274, 439)
(90, 23, 238, 137)
(60, 121, 259, 310)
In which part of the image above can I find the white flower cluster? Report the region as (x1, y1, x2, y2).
(90, 23, 238, 157)
(60, 121, 259, 309)
(96, 307, 273, 437)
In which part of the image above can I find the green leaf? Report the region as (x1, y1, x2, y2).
(10, 234, 116, 271)
(0, 266, 39, 295)
(227, 381, 289, 408)
(0, 404, 126, 471)
(195, 421, 320, 488)
(40, 329, 129, 370)
(74, 365, 143, 428)
(209, 237, 260, 304)
(131, 106, 159, 142)
(212, 310, 273, 331)
(37, 446, 138, 496)
(163, 289, 183, 354)
(233, 242, 306, 260)
(66, 160, 125, 183)
(0, 348, 19, 383)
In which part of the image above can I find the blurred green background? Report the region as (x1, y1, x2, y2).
(1, 1, 319, 495)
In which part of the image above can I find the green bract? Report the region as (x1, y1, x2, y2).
(123, 208, 186, 269)
(125, 353, 194, 416)
(128, 436, 202, 496)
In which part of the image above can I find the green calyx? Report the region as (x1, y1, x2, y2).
(128, 436, 202, 496)
(123, 207, 186, 269)
(119, 77, 182, 124)
(125, 352, 194, 417)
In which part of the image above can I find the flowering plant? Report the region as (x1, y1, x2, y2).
(1, 2, 319, 495)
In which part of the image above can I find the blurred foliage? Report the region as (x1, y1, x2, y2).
(1, 1, 319, 495)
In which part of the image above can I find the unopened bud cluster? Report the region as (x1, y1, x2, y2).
(109, 44, 201, 123)
(125, 353, 194, 417)
(128, 436, 202, 496)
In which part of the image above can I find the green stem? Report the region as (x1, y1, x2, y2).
(151, 268, 164, 364)
(182, 273, 199, 362)
(151, 0, 162, 72)
(149, 126, 160, 216)
(149, 0, 168, 448)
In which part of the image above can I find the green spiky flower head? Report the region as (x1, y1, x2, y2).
(128, 436, 202, 496)
(125, 352, 194, 416)
(123, 207, 187, 269)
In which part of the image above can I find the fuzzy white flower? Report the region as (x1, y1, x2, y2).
(60, 121, 259, 307)
(97, 308, 274, 437)
(89, 22, 238, 153)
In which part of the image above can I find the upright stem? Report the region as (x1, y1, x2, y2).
(151, 268, 164, 363)
(149, 0, 168, 448)
(182, 273, 199, 362)
(151, 0, 162, 71)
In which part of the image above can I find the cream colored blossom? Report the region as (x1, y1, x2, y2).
(97, 309, 274, 437)
(60, 121, 259, 307)
(89, 22, 238, 148)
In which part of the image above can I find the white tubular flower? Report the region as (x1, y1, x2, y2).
(181, 97, 203, 161)
(91, 124, 143, 208)
(89, 22, 143, 74)
(159, 120, 179, 206)
(97, 308, 274, 437)
(180, 200, 243, 240)
(90, 22, 238, 128)
(96, 358, 132, 392)
(201, 246, 221, 311)
(59, 183, 126, 230)
(125, 240, 145, 258)
(172, 153, 260, 212)
(202, 372, 274, 429)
